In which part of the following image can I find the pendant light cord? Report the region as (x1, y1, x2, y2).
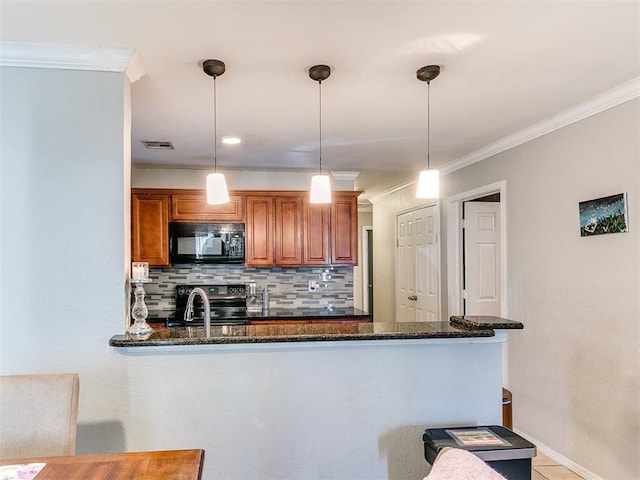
(213, 74, 218, 172)
(427, 80, 431, 170)
(318, 80, 323, 175)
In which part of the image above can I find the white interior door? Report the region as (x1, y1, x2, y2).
(396, 206, 439, 322)
(417, 208, 439, 321)
(464, 201, 501, 315)
(396, 211, 415, 322)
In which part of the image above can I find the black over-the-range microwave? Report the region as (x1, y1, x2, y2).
(169, 222, 245, 264)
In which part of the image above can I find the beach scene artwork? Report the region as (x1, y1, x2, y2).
(579, 193, 628, 237)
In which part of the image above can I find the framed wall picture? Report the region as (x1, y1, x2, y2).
(579, 193, 629, 237)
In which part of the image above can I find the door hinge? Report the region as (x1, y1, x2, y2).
(396, 238, 399, 247)
(460, 219, 466, 229)
(462, 289, 468, 299)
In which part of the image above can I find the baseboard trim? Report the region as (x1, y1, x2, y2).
(513, 428, 603, 480)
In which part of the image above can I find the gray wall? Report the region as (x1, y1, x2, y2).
(373, 98, 640, 478)
(445, 99, 639, 479)
(0, 66, 131, 452)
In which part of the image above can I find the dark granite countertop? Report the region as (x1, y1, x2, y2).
(450, 315, 524, 330)
(110, 321, 495, 347)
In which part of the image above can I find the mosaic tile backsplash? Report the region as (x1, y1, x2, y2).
(142, 265, 353, 314)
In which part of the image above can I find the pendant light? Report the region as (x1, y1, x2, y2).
(416, 65, 441, 199)
(308, 64, 332, 204)
(203, 59, 230, 205)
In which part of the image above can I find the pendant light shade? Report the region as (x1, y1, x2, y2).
(203, 59, 230, 205)
(308, 64, 332, 204)
(415, 65, 441, 200)
(206, 172, 230, 204)
(416, 169, 439, 198)
(310, 174, 332, 203)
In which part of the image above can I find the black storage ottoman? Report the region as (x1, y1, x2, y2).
(423, 425, 536, 480)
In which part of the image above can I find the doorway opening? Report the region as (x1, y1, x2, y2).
(362, 226, 374, 316)
(446, 181, 507, 317)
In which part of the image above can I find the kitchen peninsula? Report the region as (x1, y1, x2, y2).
(109, 318, 522, 478)
(110, 318, 512, 347)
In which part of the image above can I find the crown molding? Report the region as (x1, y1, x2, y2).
(368, 76, 640, 204)
(0, 41, 146, 83)
(441, 76, 640, 175)
(367, 179, 415, 204)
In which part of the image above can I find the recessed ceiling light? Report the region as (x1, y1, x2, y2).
(221, 136, 242, 145)
(141, 140, 174, 150)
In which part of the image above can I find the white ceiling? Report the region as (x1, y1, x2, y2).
(2, 1, 639, 196)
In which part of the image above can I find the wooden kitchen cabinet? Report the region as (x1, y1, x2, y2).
(245, 196, 275, 266)
(331, 192, 359, 265)
(274, 195, 304, 265)
(172, 192, 244, 222)
(131, 192, 170, 266)
(130, 188, 360, 267)
(303, 199, 331, 265)
(247, 193, 306, 267)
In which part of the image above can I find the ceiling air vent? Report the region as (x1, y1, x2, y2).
(142, 140, 174, 150)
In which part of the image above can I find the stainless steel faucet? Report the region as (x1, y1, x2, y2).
(184, 287, 210, 337)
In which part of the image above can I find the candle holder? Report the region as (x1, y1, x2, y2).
(128, 279, 153, 336)
(131, 262, 149, 282)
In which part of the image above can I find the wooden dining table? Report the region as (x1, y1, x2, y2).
(0, 449, 204, 480)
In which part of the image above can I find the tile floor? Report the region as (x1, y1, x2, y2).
(532, 452, 585, 480)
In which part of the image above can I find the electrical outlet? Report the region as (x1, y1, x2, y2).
(308, 280, 317, 292)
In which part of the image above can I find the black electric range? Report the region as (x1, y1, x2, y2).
(166, 284, 248, 327)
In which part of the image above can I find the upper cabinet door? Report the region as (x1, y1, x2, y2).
(331, 192, 358, 265)
(275, 196, 303, 266)
(132, 193, 170, 266)
(246, 196, 275, 266)
(303, 199, 331, 265)
(172, 193, 245, 222)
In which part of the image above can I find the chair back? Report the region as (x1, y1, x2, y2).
(0, 373, 79, 458)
